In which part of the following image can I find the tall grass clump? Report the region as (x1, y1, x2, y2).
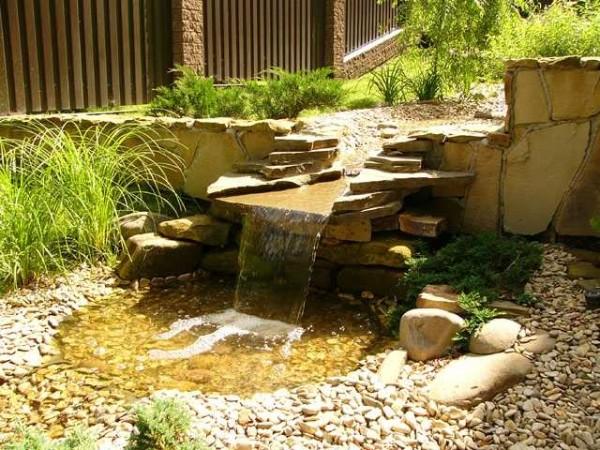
(127, 399, 207, 450)
(0, 121, 182, 291)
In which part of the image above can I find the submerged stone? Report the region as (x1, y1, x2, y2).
(336, 267, 405, 296)
(201, 248, 240, 275)
(568, 262, 600, 279)
(117, 233, 203, 280)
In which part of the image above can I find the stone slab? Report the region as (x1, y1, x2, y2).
(332, 191, 402, 213)
(268, 148, 338, 165)
(274, 135, 339, 151)
(364, 161, 422, 173)
(158, 214, 231, 246)
(324, 218, 372, 242)
(382, 137, 432, 153)
(317, 236, 416, 268)
(503, 122, 589, 235)
(349, 169, 474, 195)
(398, 211, 448, 238)
(329, 200, 404, 224)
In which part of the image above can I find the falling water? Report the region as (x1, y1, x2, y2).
(234, 206, 330, 323)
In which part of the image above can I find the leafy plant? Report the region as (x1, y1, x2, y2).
(391, 0, 527, 95)
(368, 61, 407, 105)
(0, 121, 182, 291)
(404, 66, 443, 101)
(214, 85, 251, 118)
(454, 292, 500, 349)
(127, 399, 207, 450)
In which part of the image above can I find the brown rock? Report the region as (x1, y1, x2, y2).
(425, 353, 533, 407)
(273, 135, 339, 151)
(332, 191, 402, 213)
(349, 169, 474, 195)
(324, 218, 372, 242)
(159, 215, 231, 246)
(488, 300, 530, 317)
(268, 148, 338, 165)
(469, 319, 521, 354)
(398, 309, 465, 361)
(371, 214, 400, 232)
(118, 212, 172, 240)
(416, 285, 463, 314)
(513, 70, 550, 125)
(568, 262, 600, 279)
(317, 236, 415, 268)
(382, 137, 433, 153)
(518, 332, 556, 354)
(399, 211, 448, 238)
(545, 69, 600, 120)
(503, 122, 589, 235)
(329, 200, 404, 224)
(570, 248, 600, 265)
(117, 233, 203, 280)
(200, 248, 239, 275)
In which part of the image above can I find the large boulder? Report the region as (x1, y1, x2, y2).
(415, 285, 463, 314)
(117, 233, 203, 280)
(469, 319, 521, 354)
(425, 353, 533, 407)
(118, 212, 172, 240)
(159, 214, 231, 246)
(398, 309, 465, 361)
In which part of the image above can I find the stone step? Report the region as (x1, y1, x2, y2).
(398, 211, 448, 238)
(268, 148, 338, 165)
(364, 161, 422, 173)
(233, 160, 330, 180)
(370, 154, 423, 167)
(349, 169, 474, 194)
(332, 191, 403, 213)
(274, 134, 339, 151)
(207, 168, 343, 198)
(382, 137, 433, 154)
(329, 200, 404, 225)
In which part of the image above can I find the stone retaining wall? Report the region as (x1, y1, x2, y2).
(0, 115, 294, 200)
(432, 56, 600, 238)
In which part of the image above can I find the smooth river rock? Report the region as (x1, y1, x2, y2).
(469, 318, 521, 354)
(376, 350, 407, 385)
(118, 212, 172, 240)
(425, 353, 533, 407)
(399, 309, 465, 361)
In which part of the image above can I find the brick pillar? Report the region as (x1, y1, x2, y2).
(324, 0, 346, 76)
(172, 0, 204, 73)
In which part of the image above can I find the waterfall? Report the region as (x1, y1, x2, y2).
(234, 206, 329, 323)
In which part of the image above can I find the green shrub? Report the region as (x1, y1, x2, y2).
(0, 121, 181, 291)
(150, 66, 345, 119)
(127, 399, 207, 450)
(4, 427, 95, 450)
(402, 233, 543, 304)
(246, 68, 345, 119)
(150, 66, 218, 118)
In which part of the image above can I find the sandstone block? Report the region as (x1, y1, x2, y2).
(332, 191, 402, 213)
(200, 248, 239, 274)
(545, 69, 600, 120)
(513, 70, 550, 125)
(117, 233, 203, 280)
(415, 285, 463, 314)
(503, 122, 589, 235)
(324, 218, 372, 242)
(425, 353, 533, 407)
(317, 237, 415, 268)
(398, 212, 448, 238)
(118, 212, 172, 241)
(469, 319, 521, 354)
(398, 309, 465, 361)
(159, 214, 231, 246)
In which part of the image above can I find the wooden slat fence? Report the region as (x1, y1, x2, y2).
(203, 0, 326, 82)
(0, 0, 172, 114)
(345, 0, 398, 56)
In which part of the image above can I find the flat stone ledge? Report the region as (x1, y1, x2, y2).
(505, 56, 600, 71)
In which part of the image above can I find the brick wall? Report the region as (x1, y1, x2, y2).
(171, 0, 204, 73)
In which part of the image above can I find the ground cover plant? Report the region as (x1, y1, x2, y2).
(150, 66, 345, 119)
(0, 121, 181, 292)
(388, 233, 543, 341)
(3, 427, 95, 450)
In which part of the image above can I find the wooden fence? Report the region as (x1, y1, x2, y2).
(203, 0, 326, 82)
(345, 0, 398, 56)
(0, 0, 172, 114)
